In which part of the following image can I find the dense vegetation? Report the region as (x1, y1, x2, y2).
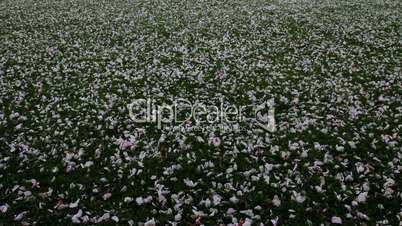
(0, 0, 401, 225)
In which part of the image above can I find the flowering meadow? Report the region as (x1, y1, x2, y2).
(0, 0, 401, 225)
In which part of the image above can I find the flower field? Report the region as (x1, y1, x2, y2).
(0, 0, 401, 225)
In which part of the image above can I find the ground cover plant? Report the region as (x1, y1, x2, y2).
(0, 0, 401, 225)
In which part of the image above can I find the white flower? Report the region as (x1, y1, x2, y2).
(356, 163, 365, 174)
(174, 213, 182, 221)
(0, 204, 9, 213)
(30, 179, 40, 189)
(54, 200, 68, 210)
(348, 141, 357, 149)
(230, 196, 239, 204)
(69, 199, 80, 208)
(212, 194, 222, 206)
(103, 193, 112, 200)
(331, 216, 342, 224)
(240, 209, 254, 218)
(357, 192, 368, 203)
(335, 145, 344, 152)
(314, 142, 322, 150)
(14, 211, 27, 221)
(97, 212, 110, 222)
(362, 182, 370, 191)
(24, 191, 32, 197)
(272, 195, 281, 207)
(114, 138, 136, 150)
(211, 137, 221, 147)
(226, 208, 236, 215)
(192, 210, 207, 217)
(124, 197, 133, 203)
(111, 216, 119, 222)
(204, 198, 211, 207)
(81, 215, 89, 223)
(183, 178, 197, 187)
(84, 161, 94, 168)
(144, 218, 156, 226)
(384, 178, 395, 187)
(136, 197, 144, 205)
(71, 209, 83, 223)
(242, 218, 253, 226)
(356, 211, 369, 220)
(271, 216, 279, 226)
(292, 191, 306, 203)
(143, 196, 153, 203)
